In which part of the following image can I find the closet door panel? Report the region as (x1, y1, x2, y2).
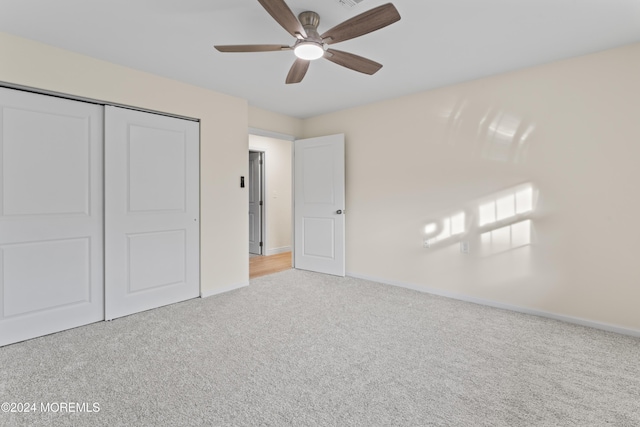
(105, 106, 199, 320)
(0, 88, 104, 347)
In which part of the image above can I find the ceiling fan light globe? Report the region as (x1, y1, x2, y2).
(294, 42, 324, 60)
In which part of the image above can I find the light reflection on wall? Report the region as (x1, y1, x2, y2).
(482, 112, 536, 163)
(480, 219, 531, 256)
(425, 212, 465, 246)
(479, 186, 533, 227)
(437, 97, 536, 164)
(423, 184, 536, 252)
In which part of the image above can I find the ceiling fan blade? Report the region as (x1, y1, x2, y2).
(258, 0, 307, 39)
(215, 44, 291, 53)
(320, 3, 401, 45)
(286, 58, 310, 84)
(324, 49, 382, 75)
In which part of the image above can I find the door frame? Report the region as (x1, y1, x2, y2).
(249, 150, 265, 255)
(248, 128, 346, 275)
(1, 82, 199, 122)
(248, 128, 295, 266)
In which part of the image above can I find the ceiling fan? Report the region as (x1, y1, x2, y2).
(214, 0, 401, 84)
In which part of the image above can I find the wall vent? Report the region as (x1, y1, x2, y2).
(336, 0, 365, 9)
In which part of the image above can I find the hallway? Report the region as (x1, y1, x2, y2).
(249, 252, 292, 279)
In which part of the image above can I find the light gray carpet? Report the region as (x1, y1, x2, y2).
(1, 269, 639, 426)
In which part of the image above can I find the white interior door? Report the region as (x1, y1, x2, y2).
(105, 106, 199, 320)
(294, 134, 345, 276)
(249, 151, 262, 255)
(0, 88, 104, 346)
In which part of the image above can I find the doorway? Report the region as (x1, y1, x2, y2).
(248, 133, 293, 277)
(247, 132, 346, 278)
(248, 150, 263, 255)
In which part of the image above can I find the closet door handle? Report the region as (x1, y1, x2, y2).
(336, 210, 343, 214)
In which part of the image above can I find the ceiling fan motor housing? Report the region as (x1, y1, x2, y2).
(298, 11, 322, 43)
(293, 11, 325, 59)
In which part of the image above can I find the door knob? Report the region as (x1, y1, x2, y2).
(336, 209, 343, 214)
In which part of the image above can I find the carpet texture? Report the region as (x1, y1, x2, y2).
(1, 269, 639, 426)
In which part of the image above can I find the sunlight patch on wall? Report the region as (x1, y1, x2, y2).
(515, 187, 533, 214)
(423, 184, 536, 251)
(479, 186, 533, 227)
(424, 212, 465, 247)
(480, 220, 531, 256)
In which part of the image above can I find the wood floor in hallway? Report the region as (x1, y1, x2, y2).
(250, 252, 292, 279)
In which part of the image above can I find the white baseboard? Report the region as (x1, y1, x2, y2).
(264, 246, 292, 256)
(346, 272, 640, 338)
(200, 281, 249, 298)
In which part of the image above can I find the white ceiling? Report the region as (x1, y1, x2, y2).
(2, 0, 640, 118)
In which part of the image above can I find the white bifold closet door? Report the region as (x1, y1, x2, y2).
(0, 88, 104, 346)
(104, 106, 199, 320)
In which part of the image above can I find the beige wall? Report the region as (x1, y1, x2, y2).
(249, 105, 302, 138)
(249, 135, 293, 255)
(303, 43, 640, 332)
(0, 32, 250, 295)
